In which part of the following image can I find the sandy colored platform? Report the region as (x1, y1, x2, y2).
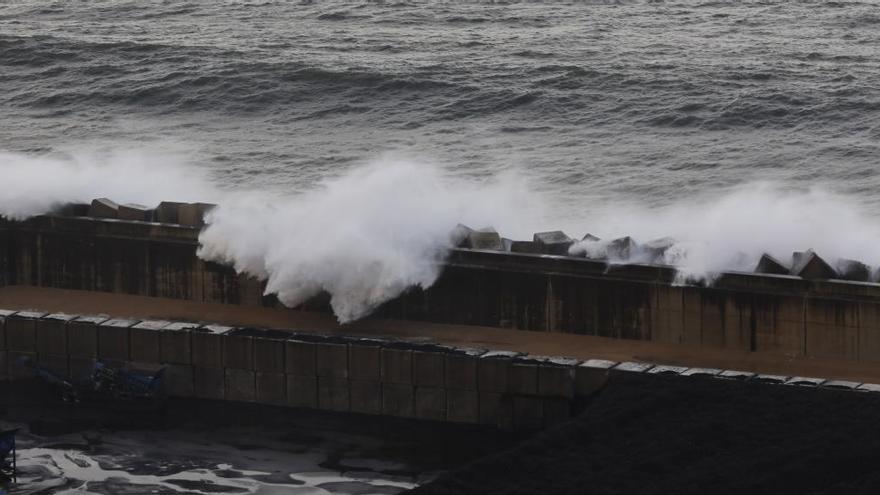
(2, 285, 880, 383)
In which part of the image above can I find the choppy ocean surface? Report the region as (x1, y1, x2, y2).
(3, 0, 880, 205)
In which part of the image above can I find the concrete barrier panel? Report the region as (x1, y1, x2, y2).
(225, 368, 256, 402)
(415, 387, 446, 421)
(537, 357, 578, 398)
(192, 325, 231, 368)
(97, 318, 138, 362)
(575, 359, 616, 396)
(0, 309, 16, 351)
(160, 322, 199, 365)
(222, 329, 254, 370)
(382, 383, 414, 417)
(381, 346, 413, 385)
(446, 389, 479, 424)
(36, 313, 76, 356)
(285, 340, 317, 377)
(165, 364, 195, 397)
(513, 396, 543, 430)
(318, 377, 350, 412)
(193, 366, 225, 400)
(413, 349, 446, 387)
(130, 320, 168, 364)
(0, 351, 7, 381)
(647, 365, 688, 375)
(7, 311, 47, 352)
(478, 350, 520, 393)
(508, 356, 540, 395)
(350, 380, 382, 415)
(445, 347, 484, 391)
(67, 316, 106, 358)
(252, 330, 288, 373)
(8, 351, 36, 380)
(287, 374, 318, 408)
(256, 372, 286, 405)
(316, 341, 348, 379)
(479, 392, 513, 429)
(542, 398, 571, 428)
(349, 340, 382, 381)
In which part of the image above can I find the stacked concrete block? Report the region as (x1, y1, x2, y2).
(478, 350, 520, 428)
(348, 338, 383, 414)
(223, 328, 256, 402)
(575, 359, 617, 396)
(467, 228, 503, 251)
(311, 335, 350, 412)
(381, 342, 416, 418)
(285, 337, 318, 408)
(0, 310, 15, 381)
(192, 324, 232, 400)
(97, 318, 138, 365)
(118, 204, 151, 222)
(129, 320, 169, 365)
(533, 231, 573, 256)
(160, 322, 200, 397)
(253, 329, 289, 406)
(445, 347, 485, 424)
(67, 315, 107, 381)
(7, 311, 47, 380)
(36, 313, 76, 379)
(89, 198, 119, 219)
(178, 203, 216, 227)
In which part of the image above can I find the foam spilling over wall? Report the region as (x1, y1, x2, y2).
(4, 148, 880, 322)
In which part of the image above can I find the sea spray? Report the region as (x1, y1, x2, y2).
(197, 159, 544, 323)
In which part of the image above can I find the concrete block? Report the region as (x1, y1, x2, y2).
(225, 368, 256, 402)
(543, 398, 571, 428)
(754, 374, 789, 384)
(350, 380, 382, 415)
(287, 374, 318, 408)
(413, 349, 446, 387)
(607, 236, 637, 260)
(0, 351, 7, 381)
(612, 361, 654, 374)
(89, 197, 119, 218)
(0, 310, 14, 351)
(791, 250, 837, 279)
(381, 346, 413, 384)
(513, 396, 544, 430)
(193, 366, 225, 400)
(575, 359, 616, 396)
(193, 324, 232, 368)
(222, 328, 254, 370)
(680, 367, 722, 377)
(318, 377, 350, 412)
(451, 223, 474, 247)
(130, 320, 168, 364)
(533, 231, 573, 255)
(349, 340, 382, 381)
(478, 350, 519, 393)
(154, 201, 184, 224)
(508, 357, 540, 395)
(165, 364, 194, 397)
(316, 342, 348, 378)
(639, 237, 675, 263)
(823, 379, 861, 390)
(445, 347, 484, 390)
(256, 372, 286, 405)
(467, 228, 503, 251)
(179, 202, 216, 227)
(382, 383, 414, 418)
(160, 322, 199, 365)
(415, 387, 446, 421)
(446, 389, 479, 424)
(647, 365, 688, 375)
(8, 351, 36, 380)
(252, 330, 288, 373)
(97, 318, 137, 361)
(755, 254, 789, 275)
(857, 383, 880, 393)
(68, 357, 96, 382)
(479, 392, 513, 428)
(507, 240, 543, 254)
(118, 204, 151, 221)
(785, 376, 825, 387)
(537, 357, 578, 398)
(285, 339, 317, 376)
(36, 313, 75, 355)
(716, 369, 756, 381)
(7, 311, 47, 352)
(67, 315, 106, 358)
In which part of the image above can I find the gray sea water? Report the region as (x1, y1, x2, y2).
(3, 0, 880, 209)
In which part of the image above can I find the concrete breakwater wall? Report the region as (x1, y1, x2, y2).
(0, 309, 592, 430)
(4, 214, 880, 363)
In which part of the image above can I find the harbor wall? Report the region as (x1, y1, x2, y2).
(2, 215, 880, 363)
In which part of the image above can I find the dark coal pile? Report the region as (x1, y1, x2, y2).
(412, 373, 880, 495)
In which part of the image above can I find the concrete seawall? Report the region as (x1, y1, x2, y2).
(3, 214, 880, 364)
